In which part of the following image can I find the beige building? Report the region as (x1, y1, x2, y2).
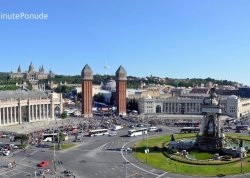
(9, 62, 55, 81)
(138, 95, 250, 118)
(0, 88, 63, 126)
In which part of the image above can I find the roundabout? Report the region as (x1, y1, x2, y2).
(131, 133, 250, 177)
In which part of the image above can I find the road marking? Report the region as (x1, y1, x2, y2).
(156, 172, 168, 178)
(121, 136, 169, 177)
(20, 150, 39, 162)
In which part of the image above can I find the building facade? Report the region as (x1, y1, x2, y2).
(138, 95, 250, 118)
(9, 62, 55, 81)
(0, 89, 63, 126)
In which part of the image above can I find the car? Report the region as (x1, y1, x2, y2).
(63, 169, 73, 176)
(156, 128, 163, 132)
(12, 145, 20, 149)
(37, 160, 49, 167)
(2, 150, 10, 156)
(108, 131, 117, 136)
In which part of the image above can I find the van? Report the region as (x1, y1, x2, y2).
(148, 126, 157, 132)
(43, 137, 53, 142)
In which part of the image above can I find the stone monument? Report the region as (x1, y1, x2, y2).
(195, 86, 225, 152)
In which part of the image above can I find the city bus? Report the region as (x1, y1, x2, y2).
(128, 128, 147, 137)
(42, 132, 69, 142)
(88, 129, 109, 137)
(180, 127, 200, 133)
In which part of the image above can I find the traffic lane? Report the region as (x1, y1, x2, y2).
(58, 146, 131, 178)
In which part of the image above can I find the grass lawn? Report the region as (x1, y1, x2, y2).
(50, 143, 77, 150)
(133, 133, 250, 177)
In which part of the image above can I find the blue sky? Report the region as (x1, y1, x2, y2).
(0, 0, 250, 85)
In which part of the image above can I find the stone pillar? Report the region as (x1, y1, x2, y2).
(42, 104, 44, 119)
(39, 104, 41, 120)
(60, 93, 63, 114)
(18, 99, 22, 124)
(10, 107, 12, 124)
(28, 105, 31, 122)
(0, 108, 2, 125)
(14, 106, 17, 123)
(2, 108, 5, 125)
(51, 100, 54, 120)
(46, 104, 49, 118)
(6, 107, 9, 125)
(35, 105, 37, 120)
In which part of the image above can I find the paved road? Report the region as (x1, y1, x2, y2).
(0, 126, 249, 178)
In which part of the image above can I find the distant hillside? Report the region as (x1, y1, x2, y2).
(0, 73, 240, 89)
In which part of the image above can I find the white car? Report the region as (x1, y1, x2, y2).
(108, 131, 117, 136)
(2, 150, 10, 156)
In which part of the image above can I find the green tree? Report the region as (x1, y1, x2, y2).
(54, 132, 66, 150)
(14, 134, 29, 147)
(93, 93, 105, 103)
(61, 112, 68, 119)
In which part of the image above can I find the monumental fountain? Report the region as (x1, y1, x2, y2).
(195, 86, 225, 152)
(168, 86, 247, 159)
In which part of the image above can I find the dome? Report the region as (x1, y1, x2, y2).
(115, 65, 127, 81)
(103, 79, 116, 91)
(81, 64, 93, 80)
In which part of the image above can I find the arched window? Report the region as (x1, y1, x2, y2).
(156, 105, 161, 113)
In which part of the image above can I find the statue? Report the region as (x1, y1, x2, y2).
(209, 86, 219, 106)
(171, 134, 175, 141)
(239, 140, 243, 148)
(208, 120, 214, 134)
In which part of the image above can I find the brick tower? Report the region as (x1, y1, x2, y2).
(81, 64, 93, 117)
(115, 66, 127, 116)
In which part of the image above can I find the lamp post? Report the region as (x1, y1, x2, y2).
(125, 149, 128, 178)
(146, 114, 149, 163)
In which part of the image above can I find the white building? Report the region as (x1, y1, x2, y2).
(138, 95, 250, 118)
(0, 88, 63, 126)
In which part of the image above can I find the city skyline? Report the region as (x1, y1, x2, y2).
(0, 1, 250, 85)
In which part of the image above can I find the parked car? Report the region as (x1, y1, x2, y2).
(37, 160, 49, 167)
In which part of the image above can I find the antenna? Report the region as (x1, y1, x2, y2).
(104, 64, 110, 75)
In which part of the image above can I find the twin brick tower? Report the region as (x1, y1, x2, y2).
(81, 64, 127, 117)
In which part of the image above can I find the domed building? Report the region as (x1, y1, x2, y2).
(102, 78, 116, 91)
